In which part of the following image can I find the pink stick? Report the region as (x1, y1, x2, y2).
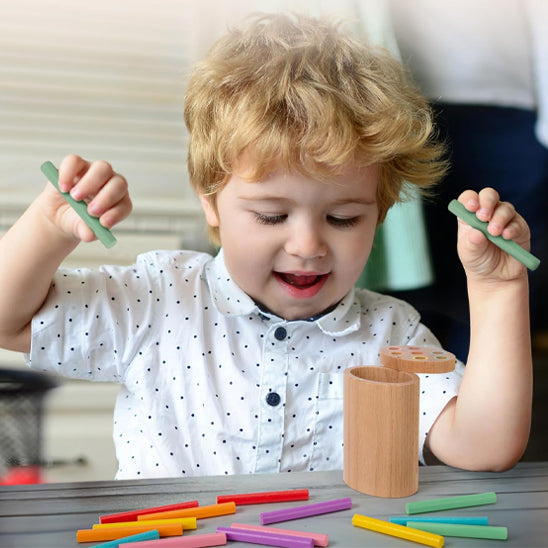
(129, 532, 227, 547)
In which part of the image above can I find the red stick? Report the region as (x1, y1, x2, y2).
(217, 489, 309, 506)
(99, 500, 199, 523)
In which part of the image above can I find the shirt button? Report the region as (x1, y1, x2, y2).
(266, 392, 281, 406)
(274, 327, 287, 341)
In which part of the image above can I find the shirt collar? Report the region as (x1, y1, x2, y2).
(205, 249, 361, 336)
(204, 249, 259, 316)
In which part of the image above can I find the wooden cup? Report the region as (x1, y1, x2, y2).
(343, 365, 420, 498)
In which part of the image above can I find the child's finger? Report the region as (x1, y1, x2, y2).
(87, 173, 129, 218)
(485, 201, 518, 237)
(68, 160, 115, 202)
(475, 187, 501, 222)
(99, 197, 133, 229)
(57, 154, 91, 193)
(457, 189, 520, 238)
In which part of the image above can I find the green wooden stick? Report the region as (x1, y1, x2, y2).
(411, 522, 508, 541)
(448, 199, 539, 271)
(406, 491, 497, 514)
(390, 516, 489, 526)
(40, 161, 117, 249)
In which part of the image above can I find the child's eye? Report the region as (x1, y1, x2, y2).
(254, 213, 287, 225)
(327, 216, 361, 228)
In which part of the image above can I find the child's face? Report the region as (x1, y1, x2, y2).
(200, 160, 379, 320)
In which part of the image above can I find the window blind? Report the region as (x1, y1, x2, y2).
(0, 0, 202, 232)
(0, 0, 396, 238)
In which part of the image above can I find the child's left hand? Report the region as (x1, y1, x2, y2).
(455, 187, 531, 283)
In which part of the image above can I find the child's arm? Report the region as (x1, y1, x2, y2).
(0, 155, 132, 353)
(425, 187, 533, 471)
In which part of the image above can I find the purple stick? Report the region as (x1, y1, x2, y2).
(216, 526, 314, 547)
(260, 497, 352, 525)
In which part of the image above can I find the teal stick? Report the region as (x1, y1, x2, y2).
(406, 492, 497, 514)
(91, 529, 160, 547)
(390, 516, 489, 526)
(40, 161, 117, 249)
(411, 522, 508, 541)
(448, 199, 539, 271)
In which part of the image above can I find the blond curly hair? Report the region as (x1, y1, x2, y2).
(184, 12, 446, 244)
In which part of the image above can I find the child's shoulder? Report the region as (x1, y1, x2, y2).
(134, 249, 213, 271)
(353, 286, 420, 317)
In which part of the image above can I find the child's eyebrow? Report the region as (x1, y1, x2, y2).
(238, 195, 377, 206)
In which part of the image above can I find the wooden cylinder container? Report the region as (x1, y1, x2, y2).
(343, 365, 420, 498)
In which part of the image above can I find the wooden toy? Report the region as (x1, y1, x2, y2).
(343, 345, 455, 498)
(379, 346, 455, 374)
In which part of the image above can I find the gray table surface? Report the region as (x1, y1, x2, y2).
(0, 462, 546, 547)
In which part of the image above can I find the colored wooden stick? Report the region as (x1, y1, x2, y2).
(100, 500, 199, 523)
(260, 498, 352, 525)
(411, 522, 508, 540)
(94, 517, 196, 530)
(217, 527, 313, 547)
(448, 199, 540, 270)
(406, 492, 497, 514)
(77, 524, 182, 543)
(127, 532, 227, 547)
(390, 516, 488, 526)
(91, 530, 160, 547)
(41, 160, 117, 248)
(217, 489, 309, 505)
(231, 523, 328, 547)
(352, 514, 444, 548)
(139, 502, 235, 521)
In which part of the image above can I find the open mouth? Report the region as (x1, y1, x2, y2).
(274, 272, 329, 297)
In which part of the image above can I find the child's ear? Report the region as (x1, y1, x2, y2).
(199, 194, 220, 227)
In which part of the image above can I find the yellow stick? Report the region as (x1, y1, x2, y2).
(139, 502, 236, 520)
(352, 514, 444, 548)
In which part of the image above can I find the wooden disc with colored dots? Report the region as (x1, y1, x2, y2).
(379, 345, 456, 374)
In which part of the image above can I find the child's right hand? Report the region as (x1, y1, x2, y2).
(41, 154, 132, 243)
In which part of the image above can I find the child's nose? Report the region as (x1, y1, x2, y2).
(285, 225, 327, 259)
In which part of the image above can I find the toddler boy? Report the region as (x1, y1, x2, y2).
(0, 13, 532, 478)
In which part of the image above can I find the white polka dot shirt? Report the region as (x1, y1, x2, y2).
(27, 250, 464, 479)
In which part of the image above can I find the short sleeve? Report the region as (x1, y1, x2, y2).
(26, 255, 175, 382)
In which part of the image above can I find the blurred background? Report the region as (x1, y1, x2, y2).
(0, 0, 546, 483)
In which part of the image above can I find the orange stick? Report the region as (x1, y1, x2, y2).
(139, 502, 236, 521)
(76, 523, 182, 543)
(93, 517, 197, 530)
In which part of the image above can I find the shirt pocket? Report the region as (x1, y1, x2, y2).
(309, 372, 344, 471)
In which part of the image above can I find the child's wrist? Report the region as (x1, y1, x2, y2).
(466, 274, 529, 299)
